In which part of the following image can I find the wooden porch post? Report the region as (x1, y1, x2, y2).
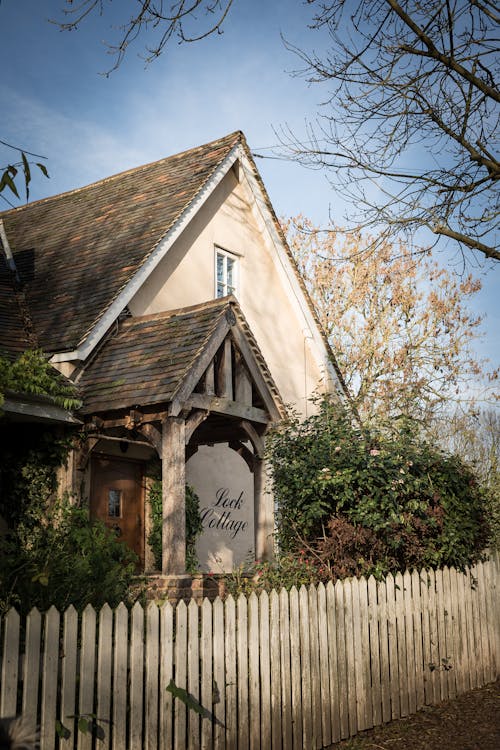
(161, 416, 186, 575)
(254, 454, 274, 561)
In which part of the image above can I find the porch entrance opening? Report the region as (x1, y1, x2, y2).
(90, 454, 145, 567)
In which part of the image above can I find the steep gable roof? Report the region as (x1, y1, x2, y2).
(78, 297, 285, 419)
(0, 132, 242, 354)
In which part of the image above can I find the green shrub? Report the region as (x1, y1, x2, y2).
(0, 498, 139, 615)
(267, 397, 490, 578)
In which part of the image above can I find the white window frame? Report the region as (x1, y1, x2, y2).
(215, 246, 238, 298)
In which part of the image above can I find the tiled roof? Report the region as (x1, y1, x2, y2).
(78, 297, 284, 416)
(0, 132, 242, 354)
(0, 255, 34, 358)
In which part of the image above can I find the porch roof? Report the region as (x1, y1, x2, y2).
(78, 297, 285, 417)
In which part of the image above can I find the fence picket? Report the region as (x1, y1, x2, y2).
(269, 590, 282, 750)
(427, 569, 440, 703)
(367, 576, 381, 727)
(174, 600, 188, 750)
(96, 604, 113, 750)
(146, 603, 159, 750)
(237, 594, 249, 750)
(259, 591, 272, 750)
(317, 582, 331, 747)
(201, 599, 213, 750)
(1, 607, 20, 718)
(225, 596, 237, 750)
(410, 571, 424, 711)
(358, 576, 372, 730)
(435, 568, 448, 700)
(248, 592, 260, 750)
(187, 600, 200, 750)
(22, 608, 42, 740)
(403, 571, 416, 714)
(40, 606, 59, 750)
(463, 569, 477, 690)
(334, 579, 349, 739)
(385, 573, 400, 719)
(351, 577, 365, 732)
(308, 584, 322, 748)
(129, 602, 144, 750)
(289, 587, 302, 750)
(442, 567, 456, 699)
(112, 603, 128, 750)
(213, 597, 225, 750)
(326, 582, 340, 743)
(60, 606, 77, 750)
(299, 586, 313, 747)
(376, 579, 391, 723)
(160, 602, 174, 750)
(279, 588, 292, 750)
(395, 572, 408, 717)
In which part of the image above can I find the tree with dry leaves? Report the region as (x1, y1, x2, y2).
(280, 0, 499, 263)
(284, 216, 498, 424)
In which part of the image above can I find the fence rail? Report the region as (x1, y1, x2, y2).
(1, 557, 498, 749)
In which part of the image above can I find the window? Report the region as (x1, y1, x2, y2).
(215, 247, 238, 298)
(108, 489, 122, 518)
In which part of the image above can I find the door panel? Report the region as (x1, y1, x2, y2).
(90, 455, 144, 567)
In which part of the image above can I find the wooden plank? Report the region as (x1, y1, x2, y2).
(248, 592, 260, 750)
(259, 592, 272, 750)
(469, 565, 483, 688)
(146, 603, 160, 750)
(307, 585, 322, 747)
(237, 594, 249, 750)
(96, 604, 113, 750)
(188, 600, 200, 750)
(449, 567, 464, 695)
(279, 588, 293, 750)
(334, 579, 349, 739)
(343, 578, 357, 736)
(289, 587, 303, 750)
(367, 576, 381, 728)
(358, 576, 372, 729)
(434, 568, 448, 700)
(477, 562, 493, 685)
(269, 590, 282, 750)
(455, 568, 470, 694)
(234, 352, 252, 406)
(205, 361, 215, 395)
(213, 597, 225, 750)
(299, 585, 313, 747)
(218, 338, 233, 399)
(385, 573, 400, 719)
(160, 602, 174, 750)
(394, 572, 408, 717)
(40, 606, 60, 750)
(403, 571, 416, 714)
(112, 603, 128, 750)
(225, 596, 237, 750)
(482, 559, 498, 683)
(174, 600, 188, 750)
(463, 569, 477, 690)
(201, 599, 213, 750)
(411, 570, 425, 710)
(1, 608, 20, 717)
(129, 602, 144, 750)
(22, 608, 42, 739)
(187, 394, 268, 424)
(350, 577, 365, 732)
(78, 605, 97, 750)
(59, 606, 77, 750)
(427, 569, 440, 704)
(317, 582, 332, 746)
(442, 567, 457, 699)
(326, 582, 340, 744)
(162, 416, 186, 574)
(376, 579, 391, 723)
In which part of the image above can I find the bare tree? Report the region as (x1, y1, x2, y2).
(279, 0, 499, 263)
(54, 0, 235, 73)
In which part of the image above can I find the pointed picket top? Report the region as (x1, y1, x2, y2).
(317, 581, 326, 596)
(225, 593, 235, 608)
(201, 597, 212, 618)
(132, 600, 144, 615)
(269, 588, 279, 609)
(248, 591, 259, 607)
(259, 589, 269, 607)
(334, 578, 343, 595)
(160, 599, 174, 618)
(147, 600, 159, 619)
(176, 598, 187, 616)
(99, 602, 112, 618)
(63, 604, 77, 619)
(28, 606, 41, 619)
(326, 579, 335, 597)
(367, 574, 377, 588)
(237, 592, 248, 610)
(289, 585, 299, 599)
(82, 602, 96, 618)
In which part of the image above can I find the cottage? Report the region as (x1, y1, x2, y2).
(0, 131, 347, 595)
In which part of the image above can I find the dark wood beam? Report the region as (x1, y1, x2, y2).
(186, 394, 269, 424)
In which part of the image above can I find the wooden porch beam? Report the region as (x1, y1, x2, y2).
(239, 420, 265, 457)
(186, 393, 268, 424)
(217, 338, 233, 399)
(184, 409, 209, 444)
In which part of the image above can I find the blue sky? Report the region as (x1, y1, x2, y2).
(1, 0, 498, 382)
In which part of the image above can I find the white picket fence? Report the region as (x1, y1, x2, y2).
(0, 557, 499, 749)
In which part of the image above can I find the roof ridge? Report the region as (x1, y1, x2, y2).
(0, 131, 243, 218)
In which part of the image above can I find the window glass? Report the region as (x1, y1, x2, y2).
(108, 489, 121, 518)
(215, 248, 238, 298)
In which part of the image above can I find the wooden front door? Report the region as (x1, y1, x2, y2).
(90, 455, 144, 567)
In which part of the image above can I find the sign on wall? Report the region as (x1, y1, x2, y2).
(186, 444, 254, 572)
